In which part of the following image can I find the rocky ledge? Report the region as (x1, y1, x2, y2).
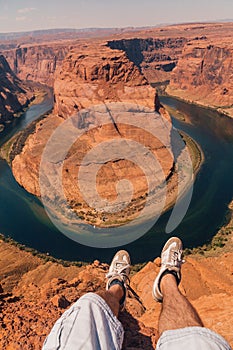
(1, 43, 71, 86)
(0, 234, 232, 350)
(107, 23, 233, 117)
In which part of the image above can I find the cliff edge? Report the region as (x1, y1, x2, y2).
(0, 55, 34, 132)
(0, 235, 232, 350)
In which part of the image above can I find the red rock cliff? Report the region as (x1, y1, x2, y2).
(0, 55, 34, 131)
(107, 23, 233, 116)
(54, 43, 156, 117)
(2, 43, 71, 86)
(107, 37, 187, 84)
(167, 40, 233, 116)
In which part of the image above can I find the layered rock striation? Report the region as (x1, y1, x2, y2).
(11, 43, 175, 227)
(2, 43, 71, 86)
(0, 55, 34, 131)
(107, 23, 233, 116)
(167, 41, 233, 116)
(2, 23, 232, 115)
(107, 37, 187, 84)
(54, 43, 156, 116)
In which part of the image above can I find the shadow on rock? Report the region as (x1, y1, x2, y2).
(119, 310, 157, 350)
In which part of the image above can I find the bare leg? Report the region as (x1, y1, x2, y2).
(97, 284, 124, 317)
(158, 274, 203, 336)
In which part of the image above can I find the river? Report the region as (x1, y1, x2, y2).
(1, 92, 233, 263)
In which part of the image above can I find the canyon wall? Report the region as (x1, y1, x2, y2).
(107, 37, 187, 83)
(1, 23, 232, 117)
(0, 55, 34, 132)
(167, 41, 233, 116)
(54, 43, 156, 117)
(1, 43, 71, 86)
(108, 23, 233, 116)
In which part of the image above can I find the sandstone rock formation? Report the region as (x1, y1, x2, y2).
(0, 238, 232, 350)
(107, 37, 187, 84)
(54, 43, 156, 116)
(0, 55, 34, 131)
(12, 43, 176, 227)
(1, 23, 233, 349)
(167, 38, 233, 117)
(107, 23, 233, 116)
(2, 43, 71, 86)
(1, 23, 232, 114)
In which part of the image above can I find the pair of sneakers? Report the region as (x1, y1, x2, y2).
(106, 237, 184, 310)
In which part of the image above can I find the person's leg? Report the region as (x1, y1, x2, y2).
(153, 237, 232, 350)
(97, 283, 124, 317)
(152, 237, 203, 335)
(42, 250, 130, 350)
(98, 249, 131, 317)
(158, 273, 203, 335)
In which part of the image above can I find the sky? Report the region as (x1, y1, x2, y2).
(0, 0, 232, 33)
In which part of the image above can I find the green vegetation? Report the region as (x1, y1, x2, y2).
(184, 226, 233, 257)
(0, 134, 19, 163)
(0, 233, 88, 267)
(179, 131, 204, 175)
(0, 110, 51, 165)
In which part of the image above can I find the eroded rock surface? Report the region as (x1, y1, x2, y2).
(0, 55, 34, 131)
(2, 23, 232, 114)
(107, 37, 187, 84)
(167, 37, 233, 117)
(0, 239, 232, 349)
(11, 43, 175, 227)
(1, 43, 73, 86)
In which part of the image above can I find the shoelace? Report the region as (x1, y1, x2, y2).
(162, 250, 185, 267)
(106, 263, 131, 284)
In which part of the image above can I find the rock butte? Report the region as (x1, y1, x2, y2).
(1, 22, 233, 116)
(11, 42, 175, 227)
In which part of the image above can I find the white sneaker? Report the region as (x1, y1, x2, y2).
(152, 237, 184, 302)
(106, 250, 131, 311)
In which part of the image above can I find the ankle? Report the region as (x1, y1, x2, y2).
(160, 273, 178, 295)
(108, 283, 124, 302)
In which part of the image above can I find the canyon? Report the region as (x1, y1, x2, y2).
(11, 42, 176, 228)
(1, 23, 232, 115)
(5, 22, 232, 229)
(2, 43, 71, 86)
(0, 55, 34, 131)
(167, 33, 233, 117)
(0, 22, 233, 350)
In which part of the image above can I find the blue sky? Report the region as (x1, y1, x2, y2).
(0, 0, 232, 33)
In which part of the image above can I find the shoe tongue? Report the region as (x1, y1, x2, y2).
(116, 262, 124, 269)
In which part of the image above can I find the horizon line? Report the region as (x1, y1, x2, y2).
(0, 19, 233, 35)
